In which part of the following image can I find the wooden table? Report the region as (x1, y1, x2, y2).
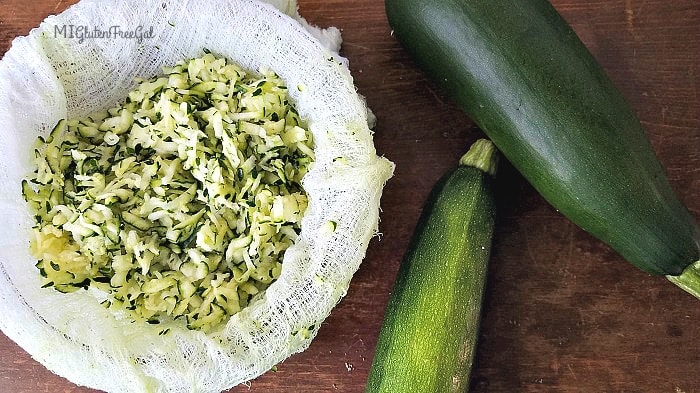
(1, 1, 698, 392)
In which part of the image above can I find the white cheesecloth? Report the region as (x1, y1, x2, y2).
(0, 0, 394, 391)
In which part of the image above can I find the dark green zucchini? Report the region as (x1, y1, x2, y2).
(385, 0, 700, 294)
(366, 139, 497, 393)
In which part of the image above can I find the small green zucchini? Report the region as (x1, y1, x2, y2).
(385, 0, 700, 295)
(366, 139, 497, 393)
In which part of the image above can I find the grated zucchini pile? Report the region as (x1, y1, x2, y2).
(22, 53, 314, 332)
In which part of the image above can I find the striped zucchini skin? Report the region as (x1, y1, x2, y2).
(385, 0, 699, 275)
(366, 144, 495, 393)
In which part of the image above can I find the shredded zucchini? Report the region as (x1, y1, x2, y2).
(23, 53, 314, 332)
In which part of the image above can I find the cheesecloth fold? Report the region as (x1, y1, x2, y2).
(0, 0, 394, 392)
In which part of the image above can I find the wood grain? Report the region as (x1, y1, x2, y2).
(1, 0, 698, 392)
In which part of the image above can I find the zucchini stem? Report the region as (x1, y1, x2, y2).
(459, 138, 499, 176)
(668, 259, 700, 299)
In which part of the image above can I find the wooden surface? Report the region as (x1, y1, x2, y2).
(1, 0, 698, 392)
